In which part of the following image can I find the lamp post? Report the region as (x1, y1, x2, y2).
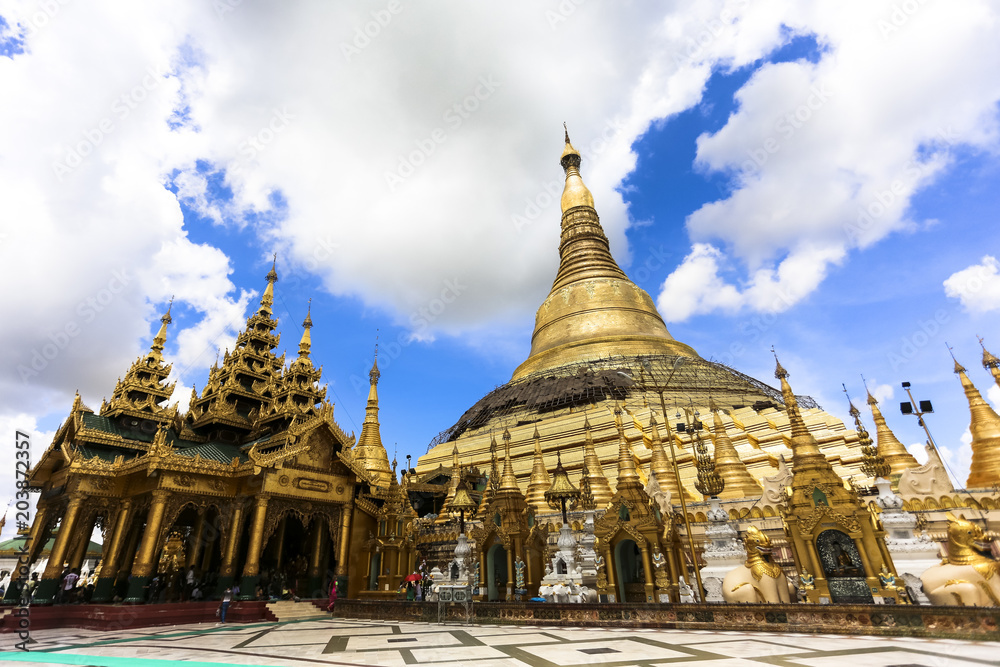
(899, 381, 948, 477)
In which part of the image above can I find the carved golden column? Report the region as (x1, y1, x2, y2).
(219, 502, 247, 590)
(506, 546, 514, 600)
(603, 546, 616, 601)
(117, 521, 143, 581)
(335, 504, 352, 597)
(125, 490, 169, 602)
(185, 510, 206, 569)
(238, 495, 269, 599)
(68, 512, 98, 572)
(25, 504, 51, 568)
(36, 493, 85, 603)
(200, 517, 218, 573)
(272, 516, 288, 570)
(307, 520, 326, 595)
(639, 544, 655, 603)
(93, 499, 132, 602)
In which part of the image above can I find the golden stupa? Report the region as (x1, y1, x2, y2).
(418, 130, 881, 497)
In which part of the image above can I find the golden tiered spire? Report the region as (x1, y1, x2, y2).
(864, 385, 918, 477)
(297, 300, 313, 360)
(149, 298, 172, 362)
(613, 404, 641, 490)
(498, 428, 524, 494)
(953, 355, 1000, 489)
(848, 390, 889, 481)
(100, 301, 177, 423)
(581, 415, 614, 507)
(476, 433, 499, 518)
(525, 426, 551, 513)
(511, 127, 696, 380)
(708, 407, 762, 499)
(259, 254, 278, 316)
(980, 336, 1000, 390)
(438, 444, 461, 521)
(648, 414, 692, 502)
(353, 354, 393, 489)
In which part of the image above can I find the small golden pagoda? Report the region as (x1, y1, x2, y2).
(953, 356, 1000, 489)
(981, 337, 1000, 389)
(865, 388, 919, 481)
(525, 426, 552, 515)
(775, 355, 901, 604)
(594, 406, 684, 603)
(707, 407, 761, 499)
(471, 430, 546, 600)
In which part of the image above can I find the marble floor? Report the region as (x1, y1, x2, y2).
(0, 617, 997, 667)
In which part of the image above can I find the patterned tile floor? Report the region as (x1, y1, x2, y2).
(0, 617, 997, 667)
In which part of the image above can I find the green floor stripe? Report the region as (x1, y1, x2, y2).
(0, 651, 286, 667)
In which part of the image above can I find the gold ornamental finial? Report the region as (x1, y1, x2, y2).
(979, 336, 1000, 390)
(773, 352, 822, 454)
(259, 254, 278, 315)
(149, 298, 173, 361)
(297, 299, 313, 359)
(846, 384, 889, 480)
(353, 345, 392, 488)
(582, 415, 614, 507)
(559, 123, 594, 213)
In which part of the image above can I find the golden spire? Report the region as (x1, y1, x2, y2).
(525, 425, 551, 513)
(613, 404, 641, 490)
(953, 354, 1000, 489)
(980, 336, 1000, 390)
(773, 351, 839, 480)
(559, 124, 594, 212)
(864, 384, 919, 476)
(581, 415, 614, 507)
(499, 428, 522, 493)
(647, 413, 691, 502)
(353, 351, 392, 488)
(259, 254, 278, 316)
(477, 433, 499, 517)
(297, 300, 313, 360)
(149, 298, 173, 361)
(848, 389, 889, 481)
(709, 407, 762, 499)
(438, 443, 461, 520)
(510, 128, 696, 380)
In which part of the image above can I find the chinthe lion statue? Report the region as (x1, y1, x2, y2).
(921, 512, 999, 606)
(722, 525, 792, 603)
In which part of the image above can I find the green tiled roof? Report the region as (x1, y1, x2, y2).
(76, 445, 137, 463)
(175, 442, 247, 464)
(80, 413, 156, 442)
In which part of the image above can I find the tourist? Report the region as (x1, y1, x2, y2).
(219, 587, 232, 624)
(327, 580, 337, 612)
(60, 568, 79, 604)
(191, 584, 203, 601)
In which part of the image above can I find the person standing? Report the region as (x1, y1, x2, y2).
(326, 580, 337, 612)
(220, 587, 232, 624)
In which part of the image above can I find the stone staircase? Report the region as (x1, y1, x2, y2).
(265, 599, 330, 622)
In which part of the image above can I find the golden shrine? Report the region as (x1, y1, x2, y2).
(19, 261, 410, 604)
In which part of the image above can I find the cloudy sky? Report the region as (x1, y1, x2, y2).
(2, 1, 1000, 537)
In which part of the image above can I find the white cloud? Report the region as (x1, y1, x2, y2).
(944, 256, 1000, 313)
(0, 414, 55, 542)
(659, 1, 1000, 319)
(869, 382, 893, 406)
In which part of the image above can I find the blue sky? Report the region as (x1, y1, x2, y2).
(2, 2, 1000, 535)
